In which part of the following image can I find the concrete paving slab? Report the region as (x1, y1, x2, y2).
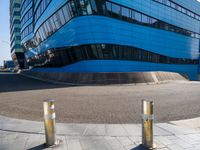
(54, 136, 68, 150)
(105, 124, 128, 136)
(1, 116, 200, 150)
(83, 124, 106, 136)
(79, 137, 97, 150)
(166, 144, 183, 150)
(24, 134, 45, 150)
(176, 134, 200, 145)
(66, 139, 82, 150)
(154, 125, 173, 136)
(153, 139, 166, 149)
(56, 124, 86, 136)
(171, 117, 200, 130)
(156, 123, 200, 135)
(90, 138, 112, 150)
(154, 136, 174, 146)
(117, 137, 134, 147)
(122, 124, 141, 136)
(0, 115, 43, 134)
(170, 138, 193, 149)
(104, 137, 125, 150)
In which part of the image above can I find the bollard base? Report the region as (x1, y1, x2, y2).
(45, 139, 61, 148)
(140, 144, 157, 150)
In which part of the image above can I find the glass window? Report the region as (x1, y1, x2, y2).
(41, 26, 47, 39)
(131, 10, 135, 20)
(171, 2, 175, 8)
(85, 0, 92, 14)
(112, 3, 120, 15)
(186, 10, 190, 16)
(29, 24, 33, 32)
(191, 12, 195, 17)
(195, 14, 199, 20)
(69, 1, 77, 16)
(181, 8, 186, 14)
(166, 0, 171, 6)
(96, 44, 103, 59)
(53, 14, 61, 29)
(62, 6, 70, 22)
(141, 14, 148, 23)
(106, 1, 112, 12)
(58, 9, 66, 25)
(135, 12, 141, 22)
(44, 22, 51, 36)
(90, 0, 97, 14)
(67, 3, 73, 17)
(91, 45, 99, 58)
(47, 20, 53, 34)
(176, 5, 182, 11)
(49, 17, 57, 32)
(149, 18, 157, 24)
(78, 0, 87, 15)
(38, 29, 44, 41)
(121, 7, 130, 18)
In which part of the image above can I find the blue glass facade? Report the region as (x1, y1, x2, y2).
(21, 0, 200, 80)
(10, 0, 25, 69)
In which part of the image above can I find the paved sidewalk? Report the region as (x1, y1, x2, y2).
(1, 115, 200, 150)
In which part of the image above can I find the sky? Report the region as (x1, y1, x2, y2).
(0, 0, 10, 66)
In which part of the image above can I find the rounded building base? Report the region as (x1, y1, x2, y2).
(20, 71, 188, 85)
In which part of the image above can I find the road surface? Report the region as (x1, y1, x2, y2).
(0, 71, 200, 123)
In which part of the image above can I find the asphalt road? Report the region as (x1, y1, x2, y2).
(0, 72, 200, 123)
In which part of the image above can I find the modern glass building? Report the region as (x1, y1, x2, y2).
(20, 0, 200, 80)
(3, 60, 15, 69)
(10, 0, 25, 69)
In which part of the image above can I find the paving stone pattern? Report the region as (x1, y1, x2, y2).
(1, 116, 200, 150)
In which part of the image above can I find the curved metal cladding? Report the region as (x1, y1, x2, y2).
(23, 0, 200, 80)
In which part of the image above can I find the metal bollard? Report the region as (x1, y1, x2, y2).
(141, 100, 156, 149)
(43, 99, 57, 147)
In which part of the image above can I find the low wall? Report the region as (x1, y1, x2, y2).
(21, 70, 188, 85)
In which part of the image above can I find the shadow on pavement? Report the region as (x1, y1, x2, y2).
(27, 144, 46, 150)
(131, 145, 146, 150)
(0, 72, 69, 93)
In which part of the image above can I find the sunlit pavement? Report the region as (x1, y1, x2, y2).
(1, 115, 200, 150)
